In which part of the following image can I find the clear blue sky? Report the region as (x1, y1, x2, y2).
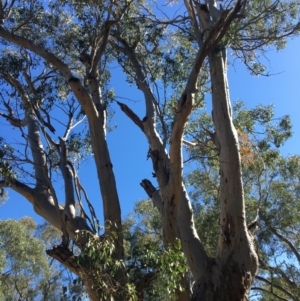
(1, 32, 300, 227)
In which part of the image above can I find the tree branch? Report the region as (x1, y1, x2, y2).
(0, 25, 96, 115)
(140, 179, 162, 215)
(116, 101, 144, 132)
(255, 275, 295, 300)
(90, 20, 117, 77)
(68, 161, 99, 233)
(113, 9, 209, 280)
(46, 245, 101, 301)
(59, 137, 76, 223)
(0, 179, 35, 203)
(3, 73, 50, 188)
(258, 258, 298, 288)
(135, 271, 156, 301)
(251, 286, 290, 301)
(0, 26, 71, 78)
(169, 0, 246, 220)
(112, 38, 170, 188)
(35, 106, 56, 134)
(269, 226, 300, 264)
(0, 111, 27, 127)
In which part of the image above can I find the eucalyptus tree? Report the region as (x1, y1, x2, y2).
(0, 0, 299, 301)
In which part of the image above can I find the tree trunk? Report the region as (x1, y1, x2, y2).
(192, 258, 255, 301)
(190, 48, 258, 300)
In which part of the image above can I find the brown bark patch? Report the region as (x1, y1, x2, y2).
(192, 259, 253, 301)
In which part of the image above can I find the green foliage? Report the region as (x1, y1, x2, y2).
(145, 239, 189, 299)
(228, 0, 300, 75)
(0, 218, 85, 301)
(78, 228, 138, 301)
(123, 200, 190, 300)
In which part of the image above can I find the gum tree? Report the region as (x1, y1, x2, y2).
(0, 0, 299, 300)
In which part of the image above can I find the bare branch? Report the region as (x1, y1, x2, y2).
(251, 287, 290, 301)
(255, 275, 295, 300)
(46, 245, 101, 301)
(184, 0, 202, 43)
(112, 37, 156, 121)
(69, 115, 87, 131)
(62, 112, 74, 141)
(41, 127, 59, 149)
(259, 258, 298, 288)
(0, 111, 27, 127)
(90, 20, 117, 77)
(68, 161, 99, 234)
(269, 226, 300, 264)
(43, 161, 70, 247)
(37, 106, 56, 134)
(59, 137, 76, 224)
(140, 179, 162, 215)
(116, 101, 144, 132)
(183, 139, 197, 147)
(0, 179, 35, 203)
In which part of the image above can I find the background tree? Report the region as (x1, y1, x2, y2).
(0, 217, 85, 300)
(0, 0, 299, 300)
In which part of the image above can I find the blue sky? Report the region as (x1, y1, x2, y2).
(1, 33, 300, 227)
